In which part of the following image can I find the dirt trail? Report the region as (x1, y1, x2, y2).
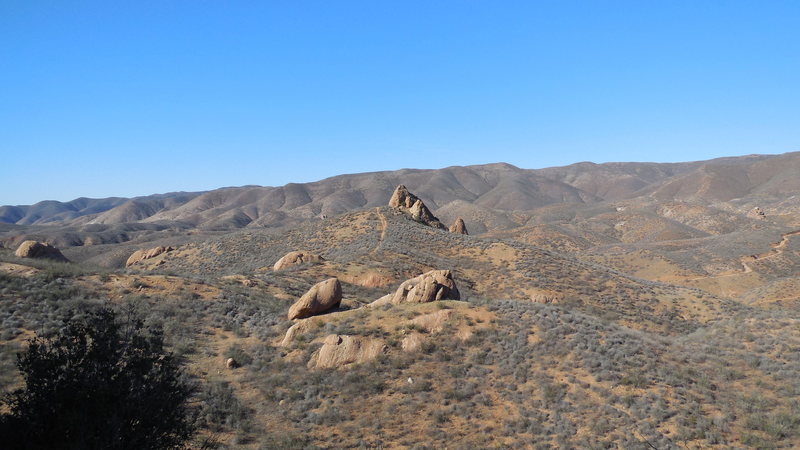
(372, 207, 388, 254)
(739, 229, 800, 273)
(683, 229, 800, 280)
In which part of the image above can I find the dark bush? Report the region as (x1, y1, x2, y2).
(0, 307, 195, 449)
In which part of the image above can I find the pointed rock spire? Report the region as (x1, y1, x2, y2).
(449, 217, 468, 235)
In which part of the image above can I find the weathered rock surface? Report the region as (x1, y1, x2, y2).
(280, 319, 316, 346)
(308, 334, 387, 369)
(388, 184, 419, 209)
(288, 278, 342, 320)
(388, 185, 446, 229)
(449, 217, 468, 235)
(126, 246, 174, 267)
(14, 240, 68, 262)
(369, 270, 460, 307)
(273, 251, 324, 271)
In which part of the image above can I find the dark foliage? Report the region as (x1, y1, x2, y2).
(0, 307, 195, 450)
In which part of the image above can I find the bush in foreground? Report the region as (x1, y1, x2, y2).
(0, 306, 195, 449)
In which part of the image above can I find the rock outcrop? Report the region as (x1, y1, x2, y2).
(273, 251, 324, 271)
(449, 217, 468, 235)
(14, 241, 68, 262)
(388, 184, 419, 209)
(747, 207, 767, 220)
(288, 278, 342, 320)
(308, 334, 387, 369)
(369, 270, 459, 307)
(388, 185, 446, 229)
(529, 290, 564, 304)
(126, 246, 174, 267)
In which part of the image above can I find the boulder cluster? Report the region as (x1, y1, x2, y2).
(389, 185, 469, 235)
(368, 270, 459, 307)
(277, 186, 471, 369)
(388, 185, 446, 229)
(14, 240, 69, 262)
(282, 267, 461, 369)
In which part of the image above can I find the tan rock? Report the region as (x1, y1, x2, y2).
(388, 184, 418, 209)
(226, 357, 238, 369)
(388, 185, 446, 229)
(339, 271, 394, 288)
(14, 241, 68, 262)
(369, 270, 460, 307)
(126, 246, 174, 267)
(449, 217, 468, 235)
(368, 293, 394, 308)
(288, 278, 342, 320)
(308, 334, 387, 369)
(273, 251, 324, 271)
(409, 309, 455, 333)
(280, 318, 317, 346)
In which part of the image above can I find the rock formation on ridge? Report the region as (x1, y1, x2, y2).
(388, 185, 446, 229)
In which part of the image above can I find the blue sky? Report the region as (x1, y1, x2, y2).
(2, 1, 799, 205)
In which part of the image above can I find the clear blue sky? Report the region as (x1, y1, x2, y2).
(2, 1, 799, 205)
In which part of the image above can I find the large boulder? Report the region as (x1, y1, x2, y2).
(126, 246, 174, 267)
(370, 270, 459, 307)
(273, 251, 324, 271)
(288, 278, 342, 320)
(308, 334, 387, 369)
(449, 217, 468, 235)
(388, 185, 446, 229)
(14, 241, 68, 262)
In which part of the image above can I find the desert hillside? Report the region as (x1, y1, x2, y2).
(2, 154, 800, 448)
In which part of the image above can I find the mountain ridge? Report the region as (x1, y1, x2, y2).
(4, 152, 798, 229)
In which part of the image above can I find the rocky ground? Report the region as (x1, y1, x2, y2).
(2, 178, 800, 448)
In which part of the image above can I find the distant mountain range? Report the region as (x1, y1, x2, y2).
(4, 151, 800, 231)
